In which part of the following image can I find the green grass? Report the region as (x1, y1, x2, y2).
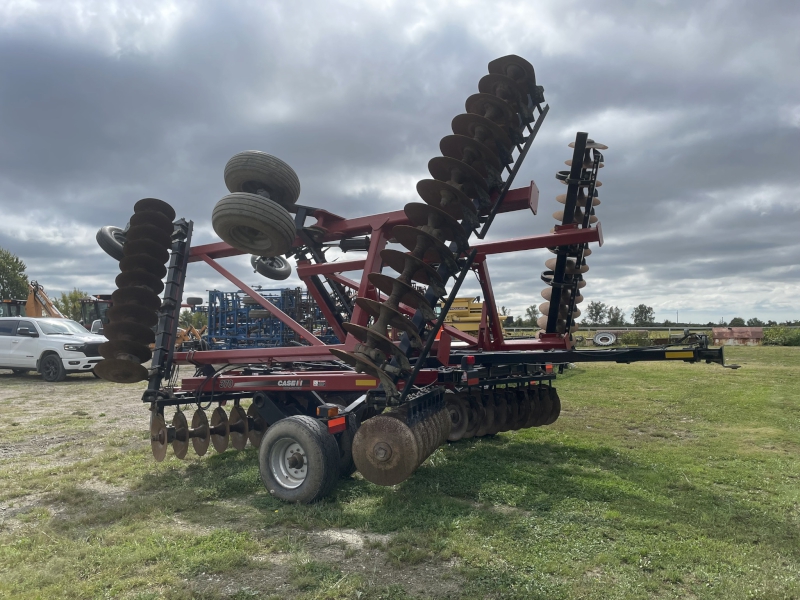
(1, 347, 799, 599)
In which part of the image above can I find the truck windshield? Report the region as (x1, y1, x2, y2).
(38, 319, 90, 335)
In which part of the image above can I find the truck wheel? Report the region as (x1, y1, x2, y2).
(96, 226, 126, 261)
(259, 416, 339, 503)
(40, 354, 66, 382)
(251, 255, 292, 280)
(212, 193, 296, 257)
(224, 151, 301, 208)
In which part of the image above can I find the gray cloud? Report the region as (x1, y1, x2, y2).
(0, 0, 798, 324)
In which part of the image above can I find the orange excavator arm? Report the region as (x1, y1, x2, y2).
(25, 281, 65, 318)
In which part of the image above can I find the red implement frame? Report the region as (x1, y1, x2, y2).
(176, 181, 602, 393)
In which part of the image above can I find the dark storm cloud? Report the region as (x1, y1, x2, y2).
(0, 0, 797, 322)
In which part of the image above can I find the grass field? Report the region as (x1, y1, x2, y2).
(1, 346, 798, 599)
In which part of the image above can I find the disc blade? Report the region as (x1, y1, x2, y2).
(352, 412, 419, 486)
(415, 179, 478, 222)
(428, 156, 489, 193)
(111, 287, 161, 311)
(465, 93, 515, 126)
(247, 404, 268, 449)
(368, 272, 436, 320)
(403, 202, 470, 251)
(130, 210, 174, 235)
(451, 113, 513, 154)
(342, 322, 411, 372)
(123, 238, 170, 264)
(106, 303, 158, 328)
(478, 73, 526, 109)
(172, 411, 189, 459)
(380, 248, 445, 292)
(210, 406, 229, 453)
(229, 405, 249, 451)
(93, 357, 148, 384)
(439, 134, 502, 171)
(115, 271, 164, 294)
(569, 140, 608, 150)
(191, 409, 210, 456)
(354, 297, 423, 348)
(119, 254, 168, 280)
(103, 321, 155, 344)
(391, 225, 459, 272)
(150, 413, 168, 462)
(134, 197, 176, 221)
(99, 339, 152, 363)
(488, 55, 537, 89)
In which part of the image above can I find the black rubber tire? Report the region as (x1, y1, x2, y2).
(212, 193, 297, 257)
(258, 416, 339, 503)
(251, 255, 292, 281)
(186, 297, 203, 306)
(40, 353, 66, 382)
(11, 368, 29, 375)
(224, 151, 301, 208)
(96, 226, 126, 261)
(594, 332, 617, 346)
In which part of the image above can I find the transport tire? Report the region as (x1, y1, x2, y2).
(224, 151, 301, 208)
(593, 331, 616, 346)
(259, 416, 339, 503)
(96, 225, 126, 261)
(40, 353, 66, 382)
(251, 254, 292, 281)
(212, 193, 297, 257)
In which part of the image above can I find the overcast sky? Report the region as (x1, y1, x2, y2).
(1, 0, 798, 325)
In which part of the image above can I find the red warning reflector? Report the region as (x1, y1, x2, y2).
(545, 363, 553, 373)
(465, 355, 476, 366)
(327, 416, 347, 434)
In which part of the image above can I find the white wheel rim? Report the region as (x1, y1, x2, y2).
(269, 437, 308, 489)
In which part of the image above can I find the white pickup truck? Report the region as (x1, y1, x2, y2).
(0, 317, 107, 381)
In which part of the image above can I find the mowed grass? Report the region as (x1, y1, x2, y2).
(0, 346, 799, 599)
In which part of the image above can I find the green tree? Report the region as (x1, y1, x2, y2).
(585, 300, 607, 325)
(0, 246, 28, 300)
(179, 309, 206, 329)
(631, 304, 655, 326)
(729, 317, 746, 327)
(607, 306, 626, 326)
(53, 288, 90, 322)
(746, 317, 765, 327)
(524, 304, 540, 327)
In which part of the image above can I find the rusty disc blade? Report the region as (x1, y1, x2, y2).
(368, 272, 435, 320)
(125, 223, 171, 248)
(380, 248, 445, 291)
(352, 412, 419, 486)
(93, 357, 148, 383)
(229, 405, 249, 451)
(391, 225, 459, 272)
(556, 193, 601, 206)
(191, 409, 210, 456)
(99, 339, 152, 363)
(150, 413, 168, 462)
(210, 406, 229, 453)
(428, 156, 489, 193)
(446, 393, 469, 441)
(343, 322, 411, 372)
(130, 210, 174, 235)
(172, 411, 189, 459)
(569, 139, 608, 150)
(440, 134, 502, 171)
(247, 404, 268, 449)
(123, 238, 170, 264)
(416, 179, 477, 222)
(478, 73, 526, 107)
(134, 197, 176, 221)
(474, 391, 495, 437)
(465, 93, 515, 126)
(451, 113, 513, 154)
(119, 254, 168, 280)
(463, 392, 485, 439)
(488, 55, 537, 88)
(402, 203, 469, 251)
(523, 388, 540, 429)
(115, 270, 164, 294)
(515, 389, 531, 430)
(106, 303, 158, 328)
(104, 321, 155, 345)
(111, 286, 161, 311)
(355, 297, 423, 348)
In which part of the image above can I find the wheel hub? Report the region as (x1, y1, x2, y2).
(270, 438, 308, 489)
